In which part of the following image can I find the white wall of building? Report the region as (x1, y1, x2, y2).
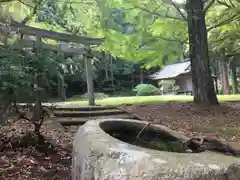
(175, 74, 193, 92)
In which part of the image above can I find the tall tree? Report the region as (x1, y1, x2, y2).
(118, 0, 221, 104)
(186, 0, 218, 104)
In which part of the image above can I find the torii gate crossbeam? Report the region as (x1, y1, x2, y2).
(0, 19, 104, 45)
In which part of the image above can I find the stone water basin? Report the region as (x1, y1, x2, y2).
(72, 119, 240, 180)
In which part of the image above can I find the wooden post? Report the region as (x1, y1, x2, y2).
(84, 48, 95, 106)
(57, 49, 66, 101)
(58, 75, 66, 101)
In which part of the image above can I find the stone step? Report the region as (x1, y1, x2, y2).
(57, 114, 139, 126)
(54, 109, 125, 117)
(52, 105, 117, 111)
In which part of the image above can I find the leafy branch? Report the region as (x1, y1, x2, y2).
(131, 3, 186, 21)
(20, 0, 45, 25)
(207, 12, 240, 31)
(216, 0, 234, 8)
(155, 35, 188, 44)
(204, 0, 216, 13)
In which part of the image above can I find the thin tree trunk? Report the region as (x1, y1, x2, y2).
(220, 49, 230, 94)
(218, 60, 224, 94)
(105, 52, 109, 80)
(84, 55, 95, 106)
(32, 89, 43, 134)
(180, 43, 184, 60)
(230, 57, 238, 94)
(214, 77, 218, 95)
(57, 75, 61, 99)
(131, 64, 134, 89)
(140, 67, 144, 84)
(110, 55, 114, 88)
(212, 60, 219, 94)
(186, 0, 218, 105)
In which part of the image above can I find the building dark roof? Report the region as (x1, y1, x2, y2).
(149, 59, 191, 80)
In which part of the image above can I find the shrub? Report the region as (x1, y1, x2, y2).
(133, 84, 160, 96)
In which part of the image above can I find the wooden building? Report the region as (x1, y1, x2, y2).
(149, 60, 193, 94)
(150, 59, 217, 95)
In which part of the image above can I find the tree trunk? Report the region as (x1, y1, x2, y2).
(140, 67, 144, 84)
(218, 60, 223, 94)
(84, 56, 95, 106)
(32, 89, 43, 134)
(180, 43, 185, 60)
(230, 57, 238, 94)
(57, 76, 61, 99)
(212, 60, 219, 94)
(186, 0, 218, 105)
(105, 52, 109, 80)
(110, 55, 114, 88)
(220, 49, 230, 94)
(214, 76, 218, 95)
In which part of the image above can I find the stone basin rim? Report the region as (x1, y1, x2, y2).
(83, 118, 205, 155)
(99, 118, 190, 140)
(83, 118, 240, 158)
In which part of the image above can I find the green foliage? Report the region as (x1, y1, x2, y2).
(1, 0, 188, 69)
(0, 42, 70, 102)
(62, 0, 187, 68)
(3, 0, 239, 103)
(133, 84, 159, 96)
(206, 1, 240, 56)
(0, 47, 30, 100)
(99, 2, 186, 67)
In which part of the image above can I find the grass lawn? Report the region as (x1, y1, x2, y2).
(62, 94, 240, 106)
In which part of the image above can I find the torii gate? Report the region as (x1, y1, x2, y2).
(0, 19, 105, 106)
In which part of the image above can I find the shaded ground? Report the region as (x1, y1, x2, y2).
(0, 119, 78, 180)
(119, 102, 240, 144)
(1, 102, 240, 179)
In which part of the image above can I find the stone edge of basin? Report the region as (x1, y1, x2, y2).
(72, 118, 240, 180)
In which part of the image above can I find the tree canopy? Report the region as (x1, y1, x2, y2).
(1, 0, 240, 105)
